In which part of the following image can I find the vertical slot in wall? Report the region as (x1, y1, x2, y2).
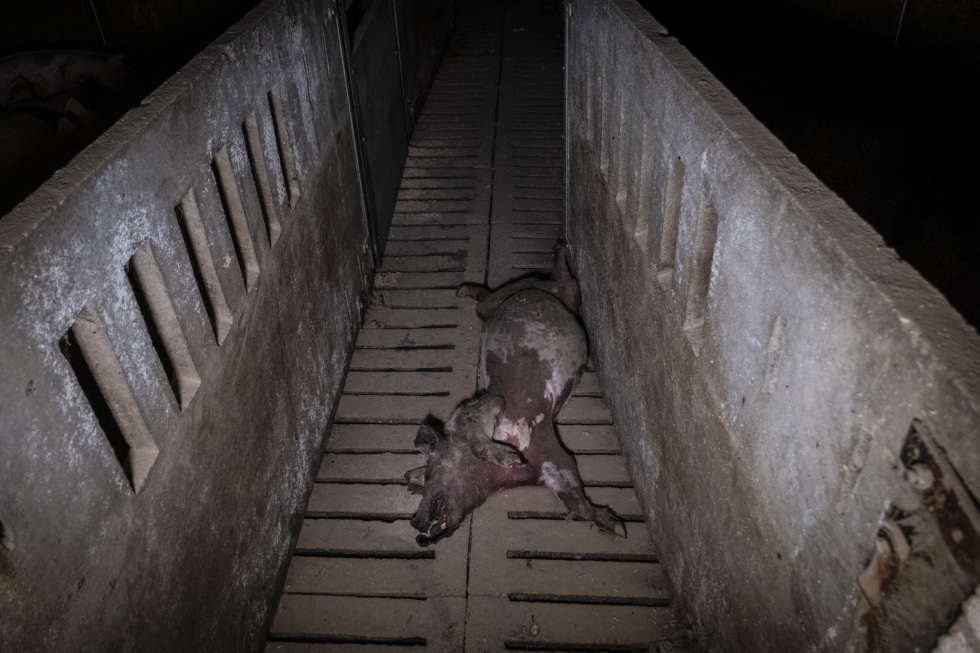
(657, 156, 685, 289)
(60, 305, 159, 492)
(615, 89, 634, 215)
(244, 112, 282, 247)
(212, 146, 261, 291)
(128, 243, 202, 410)
(175, 188, 234, 345)
(633, 122, 659, 256)
(584, 49, 595, 145)
(683, 196, 718, 356)
(268, 87, 301, 207)
(598, 66, 610, 178)
(0, 517, 12, 552)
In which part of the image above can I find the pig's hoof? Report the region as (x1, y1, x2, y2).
(492, 449, 525, 468)
(456, 283, 488, 301)
(595, 508, 627, 538)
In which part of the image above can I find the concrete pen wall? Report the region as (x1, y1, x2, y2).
(566, 1, 980, 650)
(0, 0, 372, 649)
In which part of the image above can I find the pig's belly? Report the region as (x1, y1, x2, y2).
(479, 289, 587, 409)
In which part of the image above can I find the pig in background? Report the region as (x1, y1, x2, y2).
(0, 50, 139, 216)
(406, 245, 626, 547)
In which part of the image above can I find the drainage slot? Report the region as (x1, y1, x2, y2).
(507, 551, 658, 563)
(268, 87, 301, 207)
(243, 112, 282, 247)
(268, 634, 426, 646)
(127, 243, 201, 410)
(212, 146, 260, 291)
(683, 197, 718, 356)
(509, 593, 670, 608)
(60, 305, 159, 492)
(505, 641, 641, 652)
(175, 188, 234, 345)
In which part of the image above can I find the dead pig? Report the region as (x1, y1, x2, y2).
(406, 246, 626, 546)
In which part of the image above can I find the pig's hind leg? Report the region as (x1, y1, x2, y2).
(539, 455, 626, 537)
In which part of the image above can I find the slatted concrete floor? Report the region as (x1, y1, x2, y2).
(266, 1, 687, 650)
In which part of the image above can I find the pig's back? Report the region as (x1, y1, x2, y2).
(479, 289, 587, 409)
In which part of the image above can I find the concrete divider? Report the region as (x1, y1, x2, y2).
(566, 1, 980, 650)
(0, 0, 373, 649)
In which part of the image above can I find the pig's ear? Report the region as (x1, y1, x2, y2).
(414, 424, 443, 460)
(479, 394, 505, 421)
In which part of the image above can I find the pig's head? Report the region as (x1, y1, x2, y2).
(409, 396, 506, 546)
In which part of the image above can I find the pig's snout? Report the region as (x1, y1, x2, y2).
(410, 493, 458, 547)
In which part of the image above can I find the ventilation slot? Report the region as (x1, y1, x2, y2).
(633, 123, 659, 256)
(128, 243, 201, 410)
(762, 315, 786, 394)
(269, 87, 301, 207)
(657, 155, 685, 289)
(586, 52, 598, 146)
(614, 92, 633, 214)
(212, 145, 260, 291)
(175, 188, 234, 345)
(243, 112, 282, 247)
(683, 198, 718, 356)
(0, 518, 12, 552)
(598, 72, 610, 178)
(60, 305, 159, 492)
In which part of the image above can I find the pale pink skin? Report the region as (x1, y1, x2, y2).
(407, 247, 626, 546)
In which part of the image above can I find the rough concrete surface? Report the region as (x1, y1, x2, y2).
(0, 0, 373, 650)
(566, 0, 980, 651)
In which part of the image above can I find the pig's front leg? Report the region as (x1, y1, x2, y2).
(538, 455, 627, 538)
(452, 394, 525, 467)
(405, 466, 426, 494)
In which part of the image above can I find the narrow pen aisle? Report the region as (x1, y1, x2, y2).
(265, 1, 685, 650)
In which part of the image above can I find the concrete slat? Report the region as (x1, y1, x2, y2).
(296, 518, 426, 553)
(362, 308, 463, 329)
(318, 453, 423, 483)
(555, 423, 621, 453)
(326, 424, 420, 453)
(373, 271, 465, 289)
(355, 328, 458, 349)
(382, 240, 471, 257)
(472, 485, 644, 522)
(379, 254, 467, 273)
(468, 492, 657, 559)
(372, 289, 462, 309)
(464, 596, 676, 651)
(576, 454, 633, 486)
(342, 370, 454, 395)
(386, 224, 485, 240)
(305, 484, 419, 519)
(573, 371, 604, 396)
(270, 595, 464, 648)
(557, 396, 614, 424)
(348, 348, 458, 371)
(335, 393, 459, 423)
(388, 211, 488, 227)
(283, 556, 464, 598)
(466, 557, 669, 602)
